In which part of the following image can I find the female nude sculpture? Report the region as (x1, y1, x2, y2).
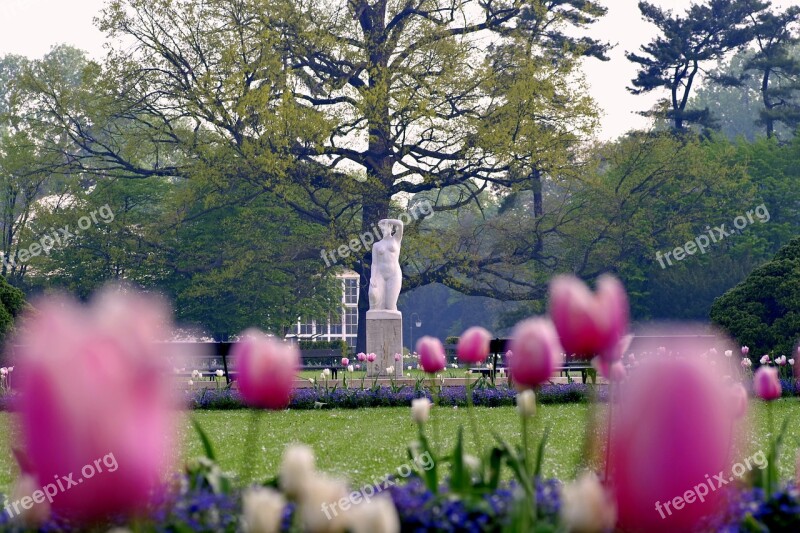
(368, 219, 403, 312)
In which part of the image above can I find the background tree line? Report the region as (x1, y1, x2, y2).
(0, 0, 799, 346)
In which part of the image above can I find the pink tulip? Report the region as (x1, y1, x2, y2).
(753, 366, 781, 401)
(416, 336, 446, 373)
(233, 329, 299, 410)
(366, 353, 376, 363)
(729, 383, 748, 419)
(341, 357, 349, 366)
(608, 357, 735, 531)
(394, 353, 402, 361)
(14, 289, 177, 522)
(741, 346, 750, 355)
(456, 326, 492, 364)
(357, 352, 366, 361)
(507, 318, 563, 388)
(548, 274, 629, 359)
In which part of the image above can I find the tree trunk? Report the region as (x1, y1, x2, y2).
(355, 0, 393, 353)
(531, 167, 543, 254)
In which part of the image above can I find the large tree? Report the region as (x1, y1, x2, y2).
(627, 0, 768, 131)
(27, 0, 608, 349)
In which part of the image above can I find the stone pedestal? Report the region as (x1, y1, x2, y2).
(366, 310, 404, 378)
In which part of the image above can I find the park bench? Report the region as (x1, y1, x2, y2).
(467, 338, 594, 383)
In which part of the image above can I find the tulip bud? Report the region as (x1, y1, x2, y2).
(233, 329, 299, 410)
(516, 389, 536, 417)
(560, 472, 617, 533)
(508, 318, 563, 388)
(753, 366, 781, 401)
(416, 337, 446, 373)
(411, 397, 432, 424)
(456, 326, 491, 364)
(242, 486, 286, 533)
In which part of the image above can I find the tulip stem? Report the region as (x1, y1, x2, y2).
(604, 381, 613, 482)
(429, 376, 440, 452)
(241, 409, 263, 484)
(767, 401, 774, 494)
(465, 375, 483, 454)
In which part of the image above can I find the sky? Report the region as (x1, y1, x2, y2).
(1, 0, 799, 140)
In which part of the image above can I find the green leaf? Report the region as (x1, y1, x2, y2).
(191, 417, 217, 461)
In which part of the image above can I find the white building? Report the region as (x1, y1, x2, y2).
(289, 270, 359, 349)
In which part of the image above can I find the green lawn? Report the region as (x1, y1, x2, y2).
(1, 399, 799, 495)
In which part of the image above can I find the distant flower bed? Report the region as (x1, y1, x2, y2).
(181, 383, 601, 410)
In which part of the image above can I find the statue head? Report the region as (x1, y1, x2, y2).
(378, 219, 392, 239)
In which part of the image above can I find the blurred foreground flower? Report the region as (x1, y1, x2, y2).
(548, 274, 628, 359)
(508, 318, 563, 388)
(13, 289, 178, 522)
(608, 356, 737, 532)
(753, 366, 782, 401)
(416, 337, 446, 373)
(241, 486, 286, 533)
(232, 329, 299, 410)
(560, 472, 616, 533)
(456, 326, 491, 364)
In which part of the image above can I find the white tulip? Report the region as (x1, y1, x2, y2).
(215, 369, 225, 377)
(347, 495, 400, 533)
(187, 379, 194, 387)
(300, 474, 349, 533)
(323, 368, 332, 377)
(411, 397, 432, 424)
(516, 389, 536, 418)
(279, 444, 316, 498)
(386, 366, 395, 374)
(242, 486, 286, 533)
(347, 365, 354, 372)
(9, 474, 50, 527)
(560, 472, 616, 533)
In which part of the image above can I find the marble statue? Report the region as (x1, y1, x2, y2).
(368, 219, 403, 312)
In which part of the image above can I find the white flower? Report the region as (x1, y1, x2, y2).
(10, 474, 50, 527)
(724, 350, 733, 358)
(7, 366, 12, 372)
(187, 379, 194, 386)
(407, 365, 412, 370)
(308, 378, 315, 384)
(778, 355, 788, 366)
(0, 368, 6, 376)
(411, 397, 432, 424)
(215, 369, 225, 377)
(760, 355, 771, 365)
(279, 444, 316, 498)
(322, 368, 332, 377)
(741, 358, 752, 367)
(516, 390, 536, 418)
(242, 486, 286, 533)
(347, 365, 354, 372)
(299, 474, 349, 533)
(486, 363, 493, 370)
(463, 454, 481, 473)
(406, 373, 411, 377)
(320, 373, 326, 380)
(560, 472, 616, 533)
(498, 368, 506, 376)
(386, 366, 395, 374)
(191, 369, 202, 379)
(450, 363, 458, 368)
(790, 359, 795, 366)
(347, 495, 401, 533)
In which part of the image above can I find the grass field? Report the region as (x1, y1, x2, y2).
(1, 400, 799, 496)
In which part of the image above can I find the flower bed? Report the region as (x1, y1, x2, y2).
(179, 383, 602, 410)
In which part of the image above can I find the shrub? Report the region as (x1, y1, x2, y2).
(0, 275, 25, 342)
(710, 237, 800, 358)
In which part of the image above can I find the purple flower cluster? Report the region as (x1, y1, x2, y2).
(182, 383, 603, 410)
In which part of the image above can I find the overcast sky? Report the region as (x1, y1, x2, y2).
(1, 0, 799, 139)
